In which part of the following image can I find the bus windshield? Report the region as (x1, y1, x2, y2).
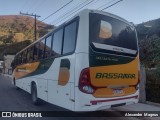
(89, 13, 138, 55)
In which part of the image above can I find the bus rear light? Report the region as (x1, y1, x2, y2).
(136, 71, 140, 90)
(136, 84, 139, 90)
(78, 68, 95, 94)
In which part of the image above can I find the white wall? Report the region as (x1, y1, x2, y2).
(3, 55, 15, 74)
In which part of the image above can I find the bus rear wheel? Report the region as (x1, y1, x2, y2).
(31, 84, 40, 105)
(13, 78, 20, 90)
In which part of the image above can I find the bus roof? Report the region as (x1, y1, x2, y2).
(15, 9, 134, 56)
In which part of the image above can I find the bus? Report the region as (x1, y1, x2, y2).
(12, 9, 139, 111)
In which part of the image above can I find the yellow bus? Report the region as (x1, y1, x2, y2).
(12, 9, 139, 111)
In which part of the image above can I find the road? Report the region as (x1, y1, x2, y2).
(0, 74, 158, 120)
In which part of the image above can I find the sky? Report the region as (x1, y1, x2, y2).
(0, 0, 160, 26)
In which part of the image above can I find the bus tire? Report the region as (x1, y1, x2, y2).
(31, 83, 40, 105)
(13, 78, 20, 90)
(13, 78, 16, 85)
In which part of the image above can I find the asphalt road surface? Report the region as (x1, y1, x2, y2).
(0, 74, 157, 120)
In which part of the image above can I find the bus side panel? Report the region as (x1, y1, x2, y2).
(47, 58, 60, 106)
(36, 78, 48, 102)
(74, 53, 89, 111)
(74, 53, 139, 111)
(15, 78, 22, 89)
(15, 77, 32, 93)
(74, 87, 139, 111)
(47, 54, 75, 111)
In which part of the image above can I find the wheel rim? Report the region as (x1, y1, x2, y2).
(32, 87, 37, 102)
(13, 79, 15, 85)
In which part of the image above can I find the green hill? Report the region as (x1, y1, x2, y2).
(0, 15, 54, 59)
(0, 15, 54, 45)
(136, 18, 160, 68)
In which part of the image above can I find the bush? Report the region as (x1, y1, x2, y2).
(146, 68, 160, 103)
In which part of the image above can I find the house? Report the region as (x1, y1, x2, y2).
(3, 53, 15, 74)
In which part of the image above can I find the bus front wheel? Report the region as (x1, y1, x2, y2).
(31, 84, 40, 105)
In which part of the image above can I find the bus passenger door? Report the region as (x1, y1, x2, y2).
(48, 20, 78, 111)
(36, 78, 48, 102)
(57, 57, 75, 111)
(47, 56, 75, 111)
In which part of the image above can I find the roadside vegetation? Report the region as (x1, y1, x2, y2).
(136, 18, 160, 103)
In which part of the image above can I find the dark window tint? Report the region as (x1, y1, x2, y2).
(15, 55, 18, 65)
(11, 59, 16, 68)
(33, 43, 39, 61)
(89, 13, 137, 50)
(27, 46, 34, 62)
(45, 35, 52, 58)
(38, 39, 45, 59)
(63, 21, 77, 54)
(52, 29, 63, 56)
(16, 56, 18, 65)
(22, 50, 27, 63)
(18, 53, 22, 64)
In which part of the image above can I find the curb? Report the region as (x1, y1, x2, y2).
(111, 106, 130, 111)
(146, 101, 160, 107)
(111, 102, 160, 112)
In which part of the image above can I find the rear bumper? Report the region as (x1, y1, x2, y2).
(74, 87, 139, 111)
(90, 95, 138, 105)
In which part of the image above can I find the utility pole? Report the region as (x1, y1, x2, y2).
(20, 12, 41, 41)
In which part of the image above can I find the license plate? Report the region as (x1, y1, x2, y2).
(113, 89, 124, 94)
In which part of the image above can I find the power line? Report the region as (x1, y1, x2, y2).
(54, 0, 95, 25)
(50, 0, 89, 25)
(24, 0, 37, 13)
(20, 0, 30, 12)
(27, 0, 39, 13)
(24, 21, 43, 42)
(32, 0, 44, 13)
(23, 0, 124, 39)
(41, 0, 74, 22)
(97, 0, 117, 10)
(20, 12, 41, 41)
(53, 0, 123, 25)
(101, 0, 123, 10)
(37, 0, 89, 34)
(54, 0, 95, 26)
(21, 0, 73, 41)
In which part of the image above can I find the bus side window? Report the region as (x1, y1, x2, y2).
(16, 56, 19, 65)
(27, 46, 34, 63)
(52, 29, 63, 56)
(14, 56, 18, 66)
(62, 21, 77, 54)
(38, 39, 45, 59)
(33, 43, 39, 61)
(11, 59, 15, 69)
(45, 35, 52, 58)
(15, 55, 18, 65)
(18, 54, 22, 65)
(21, 52, 23, 64)
(22, 50, 27, 64)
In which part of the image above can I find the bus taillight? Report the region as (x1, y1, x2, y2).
(78, 68, 95, 94)
(136, 71, 140, 90)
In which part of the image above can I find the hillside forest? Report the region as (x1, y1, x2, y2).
(0, 15, 53, 59)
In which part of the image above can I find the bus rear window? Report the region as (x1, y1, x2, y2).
(89, 13, 138, 52)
